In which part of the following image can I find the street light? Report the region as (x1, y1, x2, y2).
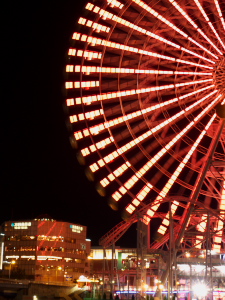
(158, 283, 164, 300)
(56, 266, 62, 282)
(9, 260, 16, 279)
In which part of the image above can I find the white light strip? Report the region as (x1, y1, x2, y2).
(73, 65, 212, 76)
(100, 161, 131, 187)
(81, 136, 114, 156)
(78, 17, 110, 33)
(0, 242, 4, 270)
(106, 0, 124, 9)
(65, 81, 100, 89)
(69, 108, 104, 123)
(68, 48, 102, 60)
(37, 256, 62, 260)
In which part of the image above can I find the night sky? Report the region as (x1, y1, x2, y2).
(2, 1, 137, 247)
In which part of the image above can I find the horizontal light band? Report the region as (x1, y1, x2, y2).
(72, 33, 213, 70)
(78, 17, 110, 33)
(74, 65, 212, 75)
(68, 48, 102, 60)
(75, 79, 212, 105)
(73, 85, 214, 140)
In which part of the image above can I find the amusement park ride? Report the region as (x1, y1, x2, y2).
(64, 0, 225, 297)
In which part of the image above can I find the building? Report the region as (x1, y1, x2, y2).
(89, 247, 225, 300)
(89, 247, 160, 293)
(1, 218, 91, 283)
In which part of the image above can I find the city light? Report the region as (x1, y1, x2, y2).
(192, 282, 208, 298)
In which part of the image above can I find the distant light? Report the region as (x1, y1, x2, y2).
(86, 239, 91, 241)
(192, 282, 208, 297)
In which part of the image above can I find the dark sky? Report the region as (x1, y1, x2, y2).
(2, 1, 137, 247)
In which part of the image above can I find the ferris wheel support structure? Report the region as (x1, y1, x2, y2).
(159, 117, 225, 290)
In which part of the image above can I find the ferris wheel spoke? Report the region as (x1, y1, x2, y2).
(155, 115, 216, 234)
(84, 2, 218, 63)
(71, 79, 213, 105)
(213, 0, 225, 31)
(127, 113, 216, 216)
(193, 0, 225, 50)
(71, 32, 214, 69)
(168, 0, 223, 55)
(142, 84, 214, 105)
(70, 65, 213, 76)
(87, 91, 219, 178)
(70, 85, 214, 145)
(124, 96, 222, 214)
(131, 0, 220, 59)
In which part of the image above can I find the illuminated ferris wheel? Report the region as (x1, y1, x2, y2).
(65, 0, 225, 257)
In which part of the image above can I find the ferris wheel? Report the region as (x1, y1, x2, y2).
(64, 0, 225, 257)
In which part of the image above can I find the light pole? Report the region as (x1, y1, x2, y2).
(9, 260, 16, 279)
(56, 266, 62, 282)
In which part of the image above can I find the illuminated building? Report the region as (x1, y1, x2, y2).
(89, 247, 159, 290)
(89, 247, 225, 299)
(1, 218, 91, 282)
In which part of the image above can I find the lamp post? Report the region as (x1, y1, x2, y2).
(9, 260, 16, 279)
(56, 266, 62, 282)
(158, 283, 164, 300)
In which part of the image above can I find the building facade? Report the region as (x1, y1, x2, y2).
(1, 218, 91, 282)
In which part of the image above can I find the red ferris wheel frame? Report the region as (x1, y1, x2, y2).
(64, 0, 225, 257)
